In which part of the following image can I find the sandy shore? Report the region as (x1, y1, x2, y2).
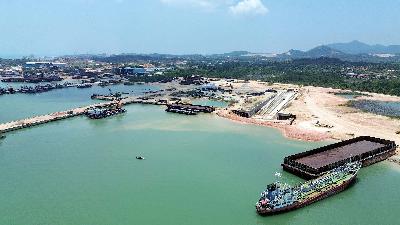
(215, 83, 400, 163)
(216, 109, 331, 142)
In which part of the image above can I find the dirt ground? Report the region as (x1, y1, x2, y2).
(216, 83, 400, 163)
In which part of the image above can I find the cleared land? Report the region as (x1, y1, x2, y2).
(213, 80, 400, 163)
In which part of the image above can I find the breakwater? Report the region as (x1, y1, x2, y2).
(0, 95, 215, 133)
(0, 102, 115, 133)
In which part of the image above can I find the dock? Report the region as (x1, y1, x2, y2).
(282, 136, 397, 179)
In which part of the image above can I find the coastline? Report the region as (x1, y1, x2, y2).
(214, 83, 400, 165)
(216, 109, 331, 142)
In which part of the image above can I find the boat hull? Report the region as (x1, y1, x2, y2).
(257, 174, 357, 215)
(87, 109, 126, 119)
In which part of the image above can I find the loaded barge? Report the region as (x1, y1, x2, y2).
(282, 136, 396, 179)
(86, 100, 126, 119)
(165, 103, 215, 115)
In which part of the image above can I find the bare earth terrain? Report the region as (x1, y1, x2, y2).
(216, 83, 400, 162)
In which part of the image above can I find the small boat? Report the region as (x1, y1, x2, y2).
(77, 83, 93, 89)
(86, 107, 126, 119)
(0, 135, 6, 139)
(136, 156, 145, 160)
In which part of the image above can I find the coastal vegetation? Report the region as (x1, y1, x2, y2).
(157, 58, 400, 96)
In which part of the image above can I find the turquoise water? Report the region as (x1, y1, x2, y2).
(0, 82, 158, 123)
(336, 94, 358, 100)
(1, 88, 400, 225)
(335, 92, 370, 100)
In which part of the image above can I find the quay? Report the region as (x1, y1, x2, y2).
(282, 136, 397, 179)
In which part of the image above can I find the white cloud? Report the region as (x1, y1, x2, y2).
(229, 0, 268, 15)
(160, 0, 219, 10)
(160, 0, 268, 16)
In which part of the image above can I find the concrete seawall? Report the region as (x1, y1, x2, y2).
(0, 102, 115, 133)
(0, 96, 176, 134)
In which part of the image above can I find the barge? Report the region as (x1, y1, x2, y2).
(86, 100, 126, 119)
(86, 107, 126, 119)
(282, 136, 396, 179)
(256, 161, 361, 215)
(166, 108, 198, 115)
(165, 103, 215, 115)
(77, 83, 93, 89)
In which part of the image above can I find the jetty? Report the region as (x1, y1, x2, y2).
(0, 95, 216, 134)
(282, 136, 397, 179)
(0, 102, 116, 133)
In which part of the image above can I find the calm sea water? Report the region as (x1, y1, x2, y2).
(0, 85, 399, 225)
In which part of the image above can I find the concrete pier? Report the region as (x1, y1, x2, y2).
(0, 102, 115, 133)
(0, 96, 201, 134)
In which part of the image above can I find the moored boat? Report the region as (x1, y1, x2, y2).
(256, 161, 361, 215)
(77, 83, 93, 89)
(86, 107, 126, 119)
(165, 108, 198, 115)
(86, 99, 126, 119)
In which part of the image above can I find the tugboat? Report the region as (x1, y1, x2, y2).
(256, 161, 361, 215)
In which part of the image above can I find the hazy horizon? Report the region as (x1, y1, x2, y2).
(1, 0, 399, 57)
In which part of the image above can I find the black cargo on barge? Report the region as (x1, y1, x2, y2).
(86, 107, 126, 119)
(282, 136, 396, 179)
(86, 100, 126, 119)
(165, 103, 215, 115)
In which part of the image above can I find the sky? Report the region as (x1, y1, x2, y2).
(0, 0, 399, 57)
